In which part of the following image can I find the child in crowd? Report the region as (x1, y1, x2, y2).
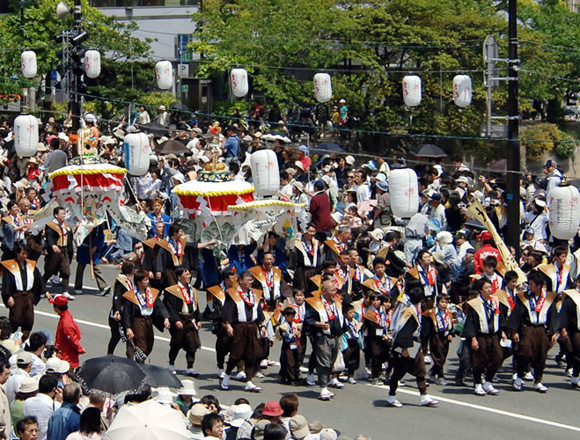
(423, 294, 455, 385)
(341, 303, 363, 384)
(277, 307, 302, 385)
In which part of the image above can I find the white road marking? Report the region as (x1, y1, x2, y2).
(368, 383, 580, 433)
(27, 307, 580, 433)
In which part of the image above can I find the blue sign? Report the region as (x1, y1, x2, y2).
(176, 34, 191, 62)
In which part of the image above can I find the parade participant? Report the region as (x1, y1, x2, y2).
(249, 252, 290, 311)
(423, 294, 454, 385)
(473, 231, 502, 274)
(349, 248, 370, 286)
(1, 242, 46, 342)
(51, 296, 85, 370)
(289, 290, 308, 373)
(293, 224, 321, 291)
(462, 278, 506, 396)
(341, 303, 363, 384)
(142, 221, 165, 288)
(507, 270, 559, 392)
(146, 197, 171, 238)
(306, 259, 346, 297)
(205, 269, 235, 378)
(43, 207, 74, 300)
(387, 287, 439, 408)
(73, 224, 109, 296)
(481, 256, 503, 294)
(1, 201, 28, 261)
(122, 269, 170, 363)
(363, 293, 390, 385)
(324, 225, 351, 258)
(560, 276, 580, 389)
(164, 266, 201, 377)
(155, 223, 188, 287)
(107, 261, 133, 355)
(415, 250, 439, 307)
(539, 246, 571, 294)
(304, 279, 347, 401)
(220, 271, 265, 392)
(366, 257, 396, 299)
(276, 307, 301, 385)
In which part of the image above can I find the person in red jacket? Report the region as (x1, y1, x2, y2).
(473, 230, 502, 274)
(51, 295, 85, 369)
(309, 180, 334, 238)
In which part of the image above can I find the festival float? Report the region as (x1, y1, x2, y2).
(173, 146, 302, 249)
(31, 157, 149, 242)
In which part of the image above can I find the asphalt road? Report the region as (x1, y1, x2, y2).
(9, 261, 580, 440)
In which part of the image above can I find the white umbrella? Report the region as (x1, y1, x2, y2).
(106, 400, 189, 440)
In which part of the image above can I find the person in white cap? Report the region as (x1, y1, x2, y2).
(523, 198, 549, 241)
(155, 105, 170, 127)
(4, 351, 33, 404)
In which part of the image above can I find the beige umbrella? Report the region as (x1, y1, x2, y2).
(107, 400, 189, 440)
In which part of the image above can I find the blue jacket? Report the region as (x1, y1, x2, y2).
(47, 402, 80, 440)
(77, 226, 105, 265)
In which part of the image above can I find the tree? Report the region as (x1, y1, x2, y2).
(191, 0, 507, 154)
(0, 0, 154, 115)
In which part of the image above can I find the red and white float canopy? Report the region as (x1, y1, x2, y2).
(173, 179, 255, 214)
(49, 164, 126, 197)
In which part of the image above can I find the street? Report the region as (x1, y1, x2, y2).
(11, 261, 580, 440)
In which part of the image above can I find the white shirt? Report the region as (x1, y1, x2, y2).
(355, 183, 371, 202)
(24, 393, 61, 440)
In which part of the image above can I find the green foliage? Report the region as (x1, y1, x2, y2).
(555, 131, 577, 159)
(521, 123, 560, 161)
(0, 0, 154, 107)
(139, 92, 174, 110)
(191, 0, 505, 151)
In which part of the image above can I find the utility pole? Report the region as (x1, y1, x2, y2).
(506, 0, 521, 256)
(70, 0, 83, 132)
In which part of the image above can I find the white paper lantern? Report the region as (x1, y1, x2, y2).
(21, 51, 37, 79)
(155, 61, 173, 90)
(388, 168, 419, 218)
(84, 50, 101, 79)
(14, 115, 39, 157)
(124, 132, 151, 176)
(230, 68, 249, 98)
(548, 184, 580, 240)
(250, 149, 280, 197)
(314, 73, 332, 103)
(453, 75, 472, 108)
(403, 75, 422, 107)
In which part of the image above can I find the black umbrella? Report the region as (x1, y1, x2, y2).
(312, 142, 345, 154)
(138, 122, 169, 137)
(76, 355, 146, 395)
(156, 139, 190, 155)
(140, 364, 183, 388)
(170, 102, 189, 112)
(411, 144, 447, 158)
